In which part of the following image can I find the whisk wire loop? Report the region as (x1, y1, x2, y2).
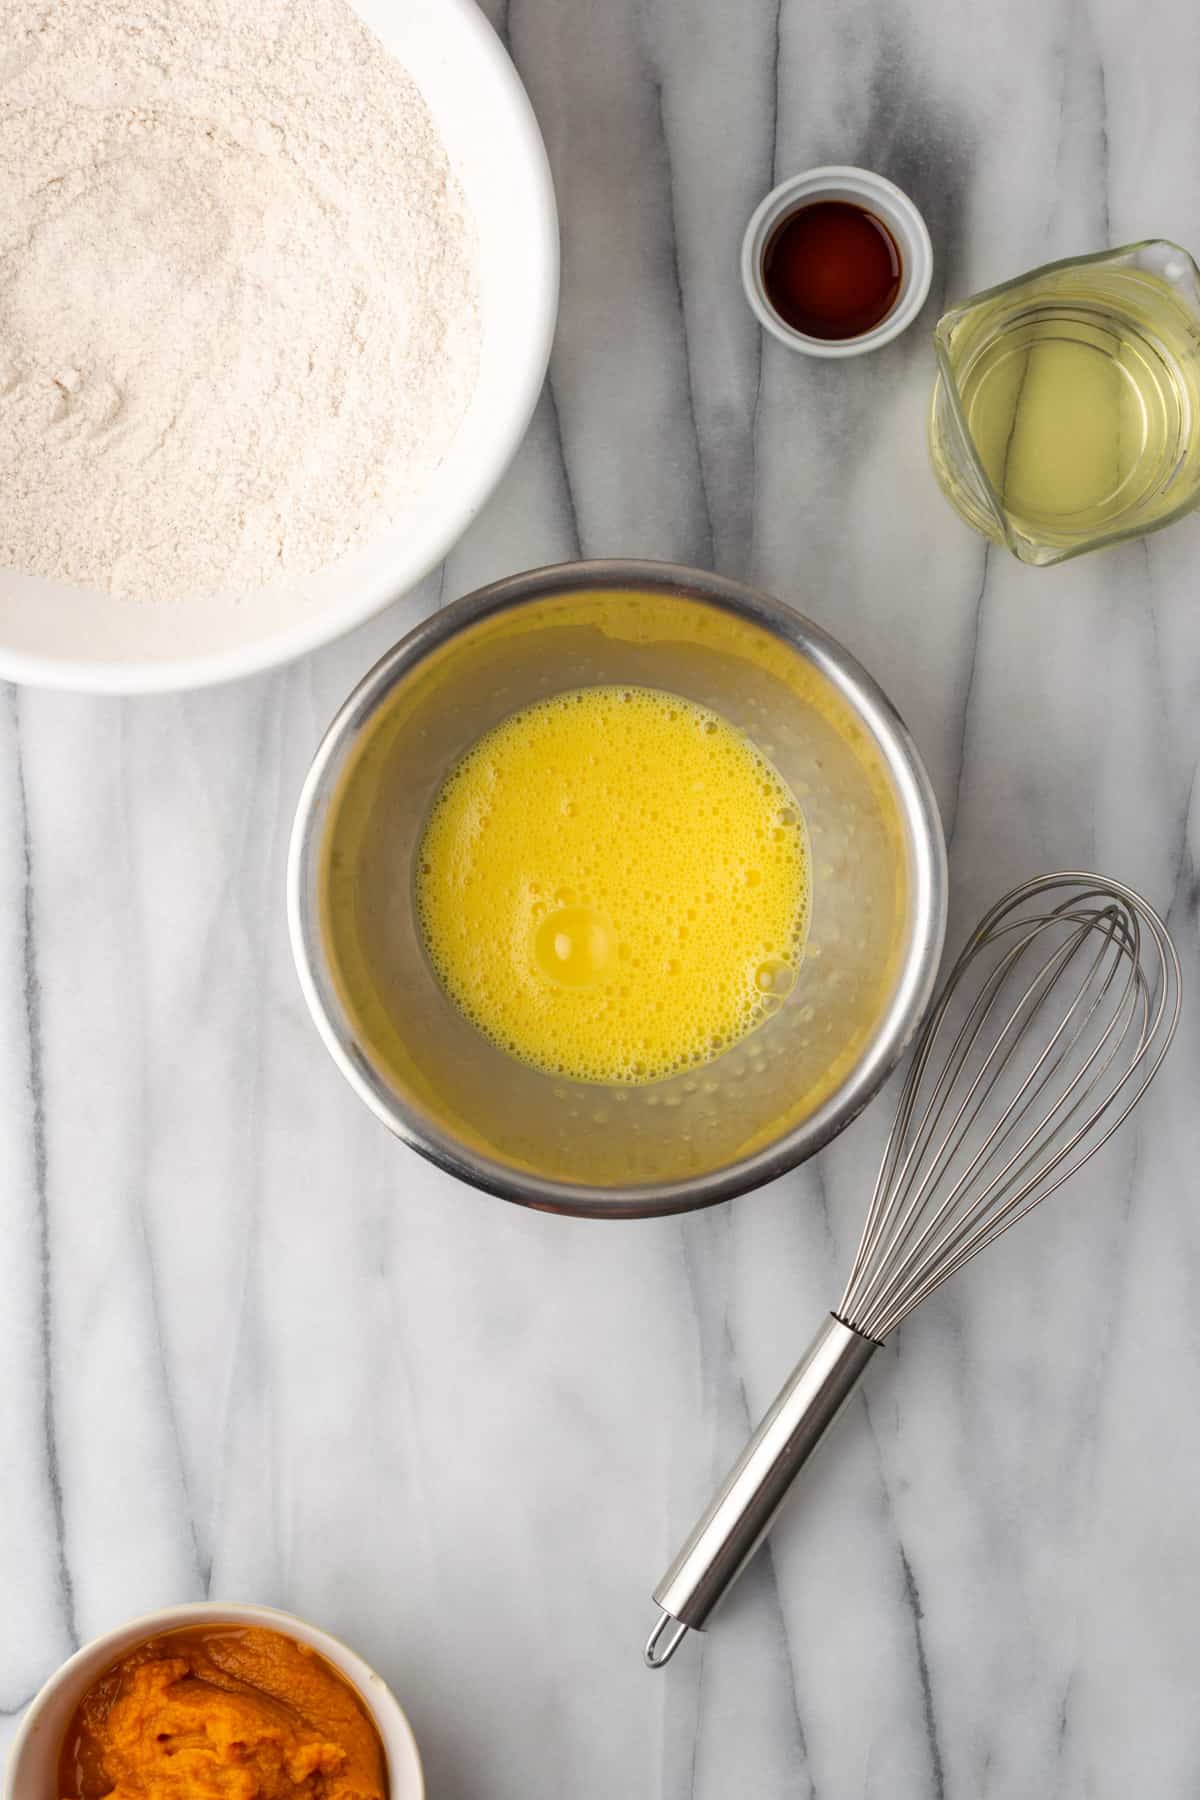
(839, 877, 1178, 1344)
(840, 912, 1094, 1302)
(853, 920, 1097, 1301)
(860, 913, 1135, 1329)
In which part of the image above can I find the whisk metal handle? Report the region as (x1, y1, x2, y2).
(645, 1314, 877, 1667)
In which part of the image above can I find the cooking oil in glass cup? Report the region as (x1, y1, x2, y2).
(929, 241, 1200, 564)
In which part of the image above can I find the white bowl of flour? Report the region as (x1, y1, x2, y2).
(0, 0, 557, 691)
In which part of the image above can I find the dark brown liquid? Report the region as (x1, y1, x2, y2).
(762, 200, 902, 340)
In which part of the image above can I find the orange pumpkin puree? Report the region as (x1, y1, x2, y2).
(56, 1625, 388, 1800)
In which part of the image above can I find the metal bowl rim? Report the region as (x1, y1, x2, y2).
(287, 557, 948, 1218)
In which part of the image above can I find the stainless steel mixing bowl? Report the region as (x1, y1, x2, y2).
(288, 560, 947, 1218)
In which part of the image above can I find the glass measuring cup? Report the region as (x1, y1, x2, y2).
(929, 241, 1200, 564)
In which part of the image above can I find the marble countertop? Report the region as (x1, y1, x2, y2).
(4, 0, 1200, 1794)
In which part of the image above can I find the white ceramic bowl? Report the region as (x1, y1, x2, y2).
(741, 165, 933, 358)
(3, 1601, 423, 1798)
(0, 0, 558, 694)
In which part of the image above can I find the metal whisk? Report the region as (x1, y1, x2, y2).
(644, 872, 1181, 1668)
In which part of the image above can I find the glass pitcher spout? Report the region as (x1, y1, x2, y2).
(928, 240, 1200, 565)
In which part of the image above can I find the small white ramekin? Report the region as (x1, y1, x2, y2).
(4, 1601, 424, 1799)
(741, 164, 933, 358)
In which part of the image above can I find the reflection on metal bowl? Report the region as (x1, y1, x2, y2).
(288, 560, 947, 1218)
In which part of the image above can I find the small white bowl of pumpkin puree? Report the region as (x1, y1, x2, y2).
(4, 1601, 422, 1799)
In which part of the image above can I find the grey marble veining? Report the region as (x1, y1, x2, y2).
(3, 0, 1200, 1795)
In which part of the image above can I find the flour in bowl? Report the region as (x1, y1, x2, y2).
(0, 0, 480, 603)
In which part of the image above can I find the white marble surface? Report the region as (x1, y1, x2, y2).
(4, 0, 1200, 1794)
